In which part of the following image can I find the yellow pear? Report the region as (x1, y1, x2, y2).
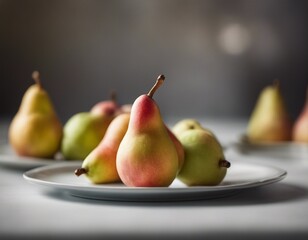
(247, 81, 292, 142)
(9, 71, 63, 158)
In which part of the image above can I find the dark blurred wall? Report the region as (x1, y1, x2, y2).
(1, 0, 307, 122)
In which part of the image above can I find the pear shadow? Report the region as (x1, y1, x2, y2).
(43, 182, 308, 207)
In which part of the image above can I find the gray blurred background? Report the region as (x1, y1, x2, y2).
(1, 0, 307, 123)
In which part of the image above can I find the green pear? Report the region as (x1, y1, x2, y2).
(61, 112, 113, 160)
(177, 129, 230, 186)
(172, 119, 215, 138)
(247, 81, 292, 142)
(172, 119, 203, 136)
(292, 87, 308, 142)
(75, 113, 130, 184)
(8, 71, 63, 158)
(62, 92, 121, 160)
(116, 75, 179, 187)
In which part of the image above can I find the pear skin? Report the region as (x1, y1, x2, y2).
(9, 71, 63, 158)
(119, 104, 132, 114)
(116, 75, 179, 187)
(166, 127, 185, 172)
(91, 101, 119, 116)
(61, 112, 113, 160)
(292, 88, 308, 142)
(177, 129, 230, 186)
(247, 81, 292, 142)
(172, 119, 204, 137)
(172, 119, 216, 139)
(75, 113, 130, 184)
(90, 91, 120, 116)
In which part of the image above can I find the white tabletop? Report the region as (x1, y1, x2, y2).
(0, 118, 308, 239)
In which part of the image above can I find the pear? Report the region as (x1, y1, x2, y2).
(62, 92, 121, 160)
(8, 71, 63, 158)
(61, 111, 113, 160)
(166, 127, 185, 172)
(177, 129, 230, 186)
(116, 75, 179, 187)
(119, 104, 133, 114)
(247, 81, 292, 142)
(75, 113, 130, 184)
(90, 91, 121, 116)
(172, 119, 215, 138)
(292, 87, 308, 142)
(172, 119, 204, 137)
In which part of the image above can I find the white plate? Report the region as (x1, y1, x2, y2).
(234, 135, 308, 160)
(0, 144, 79, 169)
(23, 161, 287, 202)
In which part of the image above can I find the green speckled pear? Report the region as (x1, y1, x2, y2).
(177, 129, 230, 186)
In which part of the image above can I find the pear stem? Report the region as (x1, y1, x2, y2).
(32, 71, 42, 89)
(110, 90, 117, 103)
(273, 79, 280, 89)
(219, 159, 231, 168)
(75, 168, 88, 176)
(147, 75, 165, 98)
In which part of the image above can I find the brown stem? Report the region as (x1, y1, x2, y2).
(147, 74, 165, 98)
(32, 71, 42, 89)
(219, 159, 231, 168)
(273, 79, 280, 89)
(75, 168, 88, 176)
(110, 90, 117, 103)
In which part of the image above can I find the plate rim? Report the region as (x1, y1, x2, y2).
(0, 144, 80, 168)
(23, 161, 287, 200)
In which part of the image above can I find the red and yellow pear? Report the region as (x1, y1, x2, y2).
(292, 87, 308, 143)
(75, 113, 130, 184)
(116, 75, 179, 187)
(166, 127, 185, 172)
(90, 91, 120, 116)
